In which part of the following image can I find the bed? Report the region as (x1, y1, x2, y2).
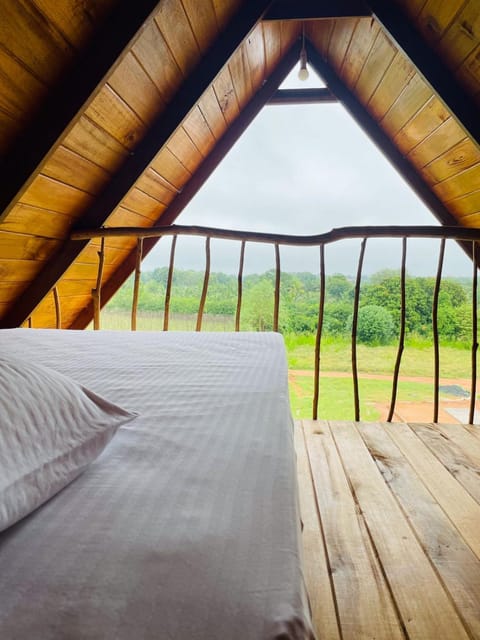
(0, 329, 314, 640)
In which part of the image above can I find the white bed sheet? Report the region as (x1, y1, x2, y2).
(0, 329, 314, 640)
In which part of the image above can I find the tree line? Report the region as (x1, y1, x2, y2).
(108, 267, 474, 344)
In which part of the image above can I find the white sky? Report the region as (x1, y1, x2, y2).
(142, 64, 472, 278)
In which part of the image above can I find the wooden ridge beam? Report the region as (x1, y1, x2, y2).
(367, 1, 480, 150)
(0, 0, 274, 329)
(268, 88, 337, 104)
(264, 0, 371, 20)
(69, 42, 301, 329)
(0, 0, 163, 223)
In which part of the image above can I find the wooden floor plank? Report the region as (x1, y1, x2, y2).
(303, 420, 404, 640)
(358, 421, 480, 639)
(294, 422, 341, 640)
(384, 422, 480, 560)
(331, 421, 471, 640)
(433, 423, 480, 468)
(409, 423, 480, 504)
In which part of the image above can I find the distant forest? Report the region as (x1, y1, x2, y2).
(108, 268, 474, 344)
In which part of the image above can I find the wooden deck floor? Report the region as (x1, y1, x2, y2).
(295, 420, 480, 640)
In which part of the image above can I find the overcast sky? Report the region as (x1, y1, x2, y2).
(143, 65, 472, 278)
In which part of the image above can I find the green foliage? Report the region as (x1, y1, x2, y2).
(354, 305, 395, 345)
(107, 266, 475, 344)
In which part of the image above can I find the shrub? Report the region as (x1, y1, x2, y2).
(355, 305, 395, 345)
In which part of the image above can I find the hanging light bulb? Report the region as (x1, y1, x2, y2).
(298, 47, 309, 81)
(298, 23, 309, 81)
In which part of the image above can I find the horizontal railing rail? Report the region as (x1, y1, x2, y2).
(67, 224, 480, 424)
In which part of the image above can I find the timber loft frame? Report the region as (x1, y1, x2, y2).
(0, 0, 479, 329)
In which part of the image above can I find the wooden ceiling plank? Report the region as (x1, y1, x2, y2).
(327, 18, 359, 72)
(367, 51, 416, 120)
(0, 0, 163, 224)
(42, 145, 112, 195)
(380, 73, 433, 136)
(421, 138, 480, 184)
(393, 96, 451, 155)
(416, 0, 468, 43)
(0, 0, 273, 328)
(69, 41, 301, 330)
(181, 0, 219, 53)
(0, 259, 46, 282)
(437, 0, 480, 70)
(264, 0, 371, 20)
(135, 168, 180, 205)
(20, 174, 94, 216)
(121, 189, 167, 220)
(244, 24, 267, 91)
(183, 107, 217, 157)
(368, 0, 480, 150)
(354, 28, 397, 104)
(228, 43, 254, 111)
(279, 20, 302, 56)
(154, 0, 200, 77)
(31, 0, 117, 51)
(433, 163, 480, 202)
(197, 86, 229, 141)
(448, 189, 480, 218)
(0, 47, 48, 124)
(149, 148, 191, 192)
(85, 85, 147, 151)
(457, 43, 480, 95)
(213, 65, 241, 125)
(131, 21, 183, 104)
(108, 51, 165, 125)
(262, 20, 282, 71)
(336, 18, 380, 87)
(62, 115, 129, 172)
(0, 204, 75, 240)
(407, 117, 466, 168)
(166, 127, 204, 173)
(0, 231, 59, 261)
(105, 206, 157, 228)
(306, 41, 463, 230)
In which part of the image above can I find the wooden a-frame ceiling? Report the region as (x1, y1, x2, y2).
(0, 0, 479, 329)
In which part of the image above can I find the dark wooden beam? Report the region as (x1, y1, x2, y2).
(268, 88, 337, 104)
(0, 0, 163, 223)
(264, 0, 371, 20)
(69, 42, 301, 329)
(306, 42, 477, 265)
(367, 0, 480, 150)
(0, 0, 274, 329)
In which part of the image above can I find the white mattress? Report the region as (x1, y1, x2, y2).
(0, 329, 314, 639)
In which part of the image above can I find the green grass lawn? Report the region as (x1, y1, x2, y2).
(288, 374, 458, 421)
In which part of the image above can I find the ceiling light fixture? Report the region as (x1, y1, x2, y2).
(298, 24, 309, 81)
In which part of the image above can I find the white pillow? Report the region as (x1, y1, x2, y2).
(0, 355, 137, 531)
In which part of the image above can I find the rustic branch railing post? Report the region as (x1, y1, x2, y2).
(163, 235, 177, 331)
(92, 237, 105, 331)
(273, 243, 280, 332)
(313, 244, 325, 420)
(27, 317, 32, 328)
(131, 237, 143, 331)
(432, 238, 446, 423)
(235, 241, 246, 332)
(470, 240, 478, 425)
(53, 286, 61, 329)
(388, 238, 407, 422)
(196, 236, 211, 332)
(352, 238, 367, 421)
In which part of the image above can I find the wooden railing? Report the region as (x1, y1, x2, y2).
(70, 224, 480, 424)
